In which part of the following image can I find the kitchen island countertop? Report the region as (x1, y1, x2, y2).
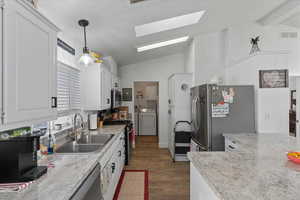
(0, 125, 126, 200)
(188, 133, 300, 200)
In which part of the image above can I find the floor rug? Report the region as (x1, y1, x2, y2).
(113, 170, 149, 200)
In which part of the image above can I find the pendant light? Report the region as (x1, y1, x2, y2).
(78, 19, 93, 66)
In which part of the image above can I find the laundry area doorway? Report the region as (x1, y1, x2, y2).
(134, 82, 159, 137)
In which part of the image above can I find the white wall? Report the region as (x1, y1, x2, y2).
(38, 7, 81, 70)
(225, 53, 290, 133)
(183, 22, 298, 134)
(223, 22, 299, 134)
(120, 53, 185, 148)
(194, 31, 226, 86)
(184, 40, 196, 86)
(184, 31, 226, 86)
(57, 32, 81, 70)
(225, 23, 300, 75)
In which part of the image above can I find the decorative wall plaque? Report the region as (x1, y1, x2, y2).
(250, 36, 261, 54)
(122, 88, 132, 101)
(259, 69, 289, 88)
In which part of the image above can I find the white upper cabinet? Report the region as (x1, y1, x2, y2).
(1, 0, 59, 129)
(103, 56, 118, 75)
(0, 6, 3, 124)
(103, 56, 120, 91)
(101, 65, 112, 109)
(82, 63, 112, 111)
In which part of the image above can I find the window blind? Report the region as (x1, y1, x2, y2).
(57, 62, 81, 115)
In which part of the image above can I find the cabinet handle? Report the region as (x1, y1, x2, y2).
(228, 145, 235, 150)
(51, 97, 57, 108)
(111, 162, 116, 173)
(118, 150, 121, 157)
(107, 98, 110, 104)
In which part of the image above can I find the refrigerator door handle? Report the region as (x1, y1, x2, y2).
(191, 97, 197, 130)
(198, 145, 207, 151)
(194, 97, 200, 131)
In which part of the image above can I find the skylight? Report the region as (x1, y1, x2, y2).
(137, 36, 189, 52)
(135, 11, 206, 37)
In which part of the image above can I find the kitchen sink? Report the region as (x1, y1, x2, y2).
(56, 141, 103, 153)
(76, 134, 114, 145)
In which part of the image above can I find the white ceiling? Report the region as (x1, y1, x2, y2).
(38, 0, 286, 66)
(282, 12, 300, 28)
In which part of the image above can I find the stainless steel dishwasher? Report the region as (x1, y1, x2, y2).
(70, 163, 102, 200)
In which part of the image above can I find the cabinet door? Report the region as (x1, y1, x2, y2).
(82, 63, 102, 110)
(190, 163, 219, 200)
(106, 70, 112, 107)
(0, 6, 2, 124)
(3, 1, 57, 125)
(100, 67, 107, 109)
(101, 66, 111, 109)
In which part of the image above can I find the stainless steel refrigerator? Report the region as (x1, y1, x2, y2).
(191, 84, 255, 151)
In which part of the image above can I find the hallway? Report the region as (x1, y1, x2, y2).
(125, 136, 190, 200)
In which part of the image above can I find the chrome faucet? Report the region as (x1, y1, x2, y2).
(73, 113, 85, 143)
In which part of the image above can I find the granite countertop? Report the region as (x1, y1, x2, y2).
(0, 125, 126, 200)
(188, 133, 300, 200)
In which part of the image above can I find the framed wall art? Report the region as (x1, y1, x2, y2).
(259, 69, 289, 88)
(122, 88, 132, 102)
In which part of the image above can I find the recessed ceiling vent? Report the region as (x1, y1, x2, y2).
(130, 0, 146, 4)
(281, 32, 298, 39)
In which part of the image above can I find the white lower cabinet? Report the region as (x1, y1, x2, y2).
(100, 132, 125, 200)
(0, 0, 59, 130)
(224, 137, 238, 152)
(190, 163, 219, 200)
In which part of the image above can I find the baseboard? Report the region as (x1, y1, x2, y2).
(159, 143, 168, 148)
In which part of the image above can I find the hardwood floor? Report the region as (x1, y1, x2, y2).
(125, 136, 190, 200)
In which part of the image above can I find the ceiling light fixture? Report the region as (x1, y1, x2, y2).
(137, 36, 189, 52)
(78, 19, 93, 66)
(135, 11, 206, 37)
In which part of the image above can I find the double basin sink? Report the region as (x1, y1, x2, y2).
(56, 133, 114, 154)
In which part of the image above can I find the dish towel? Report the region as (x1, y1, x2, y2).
(0, 161, 54, 193)
(0, 181, 33, 192)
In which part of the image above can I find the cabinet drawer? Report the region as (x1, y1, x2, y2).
(225, 138, 238, 152)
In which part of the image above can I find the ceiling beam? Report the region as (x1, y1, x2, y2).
(257, 0, 300, 26)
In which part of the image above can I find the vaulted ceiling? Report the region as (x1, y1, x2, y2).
(38, 0, 286, 66)
(282, 12, 300, 28)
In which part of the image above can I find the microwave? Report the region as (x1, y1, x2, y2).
(111, 89, 121, 109)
